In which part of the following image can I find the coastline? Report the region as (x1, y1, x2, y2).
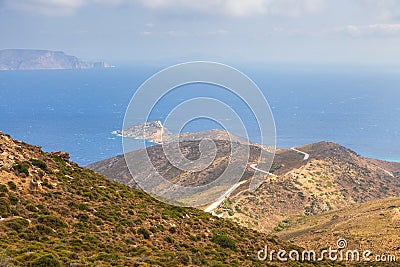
(113, 130, 400, 163)
(111, 130, 161, 145)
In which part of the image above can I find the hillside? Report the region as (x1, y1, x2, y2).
(0, 49, 111, 70)
(214, 141, 400, 232)
(0, 130, 308, 266)
(88, 138, 400, 234)
(88, 129, 268, 190)
(274, 196, 400, 257)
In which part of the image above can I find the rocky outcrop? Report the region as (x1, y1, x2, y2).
(115, 121, 170, 143)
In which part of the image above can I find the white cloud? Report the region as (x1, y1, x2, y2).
(3, 0, 122, 16)
(7, 0, 325, 17)
(358, 0, 400, 20)
(4, 0, 85, 15)
(139, 0, 325, 17)
(343, 24, 400, 37)
(139, 29, 229, 38)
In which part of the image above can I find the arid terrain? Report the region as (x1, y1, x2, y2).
(89, 131, 400, 263)
(2, 128, 399, 265)
(275, 196, 400, 256)
(1, 130, 328, 266)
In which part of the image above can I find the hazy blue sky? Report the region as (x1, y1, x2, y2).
(1, 0, 400, 65)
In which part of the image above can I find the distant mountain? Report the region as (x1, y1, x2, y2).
(0, 130, 305, 266)
(0, 49, 111, 70)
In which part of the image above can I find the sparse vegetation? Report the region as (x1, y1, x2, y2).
(276, 197, 400, 257)
(29, 159, 47, 171)
(211, 230, 236, 250)
(27, 254, 61, 267)
(12, 163, 29, 177)
(1, 131, 399, 266)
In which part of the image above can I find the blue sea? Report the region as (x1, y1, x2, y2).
(0, 64, 399, 165)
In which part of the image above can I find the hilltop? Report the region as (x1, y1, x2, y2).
(0, 131, 307, 266)
(0, 49, 111, 70)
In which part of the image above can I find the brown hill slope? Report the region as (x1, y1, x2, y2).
(0, 131, 309, 266)
(88, 130, 269, 189)
(215, 142, 400, 232)
(274, 196, 400, 257)
(88, 139, 400, 234)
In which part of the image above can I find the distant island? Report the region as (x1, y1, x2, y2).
(0, 49, 112, 70)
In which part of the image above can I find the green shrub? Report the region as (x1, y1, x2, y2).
(12, 163, 29, 177)
(176, 252, 191, 265)
(94, 252, 119, 261)
(149, 226, 158, 233)
(78, 213, 89, 222)
(11, 208, 19, 216)
(26, 203, 38, 212)
(93, 218, 103, 226)
(7, 181, 16, 191)
(0, 198, 10, 217)
(5, 218, 29, 232)
(41, 182, 53, 189)
(162, 207, 184, 219)
(0, 184, 8, 193)
(28, 254, 61, 267)
(73, 222, 88, 232)
(137, 228, 150, 239)
(78, 203, 89, 211)
(34, 224, 55, 236)
(37, 215, 67, 229)
(29, 159, 46, 170)
(29, 159, 47, 171)
(211, 230, 236, 250)
(8, 195, 19, 205)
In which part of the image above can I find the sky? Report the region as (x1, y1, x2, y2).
(1, 0, 400, 65)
